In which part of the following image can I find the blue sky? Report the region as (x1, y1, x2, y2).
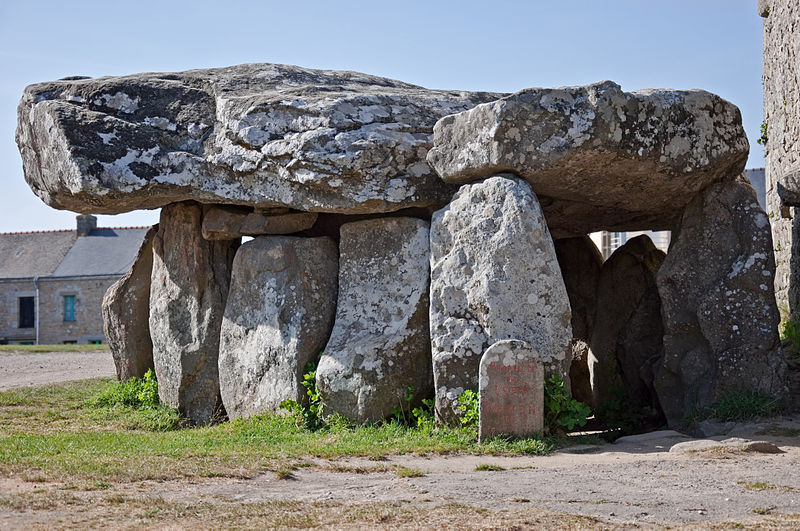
(0, 0, 765, 232)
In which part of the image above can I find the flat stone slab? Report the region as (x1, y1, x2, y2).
(669, 437, 784, 454)
(479, 340, 544, 441)
(427, 81, 748, 236)
(16, 63, 500, 215)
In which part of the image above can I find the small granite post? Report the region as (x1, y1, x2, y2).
(478, 340, 544, 442)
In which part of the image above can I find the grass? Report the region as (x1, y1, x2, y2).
(474, 464, 505, 471)
(737, 481, 795, 492)
(0, 379, 598, 483)
(0, 344, 109, 354)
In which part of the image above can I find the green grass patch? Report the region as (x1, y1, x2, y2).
(0, 344, 110, 354)
(0, 379, 590, 483)
(710, 388, 782, 422)
(474, 464, 505, 471)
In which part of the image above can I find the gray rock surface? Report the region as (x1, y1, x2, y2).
(218, 236, 337, 419)
(655, 177, 787, 428)
(102, 225, 156, 381)
(202, 205, 317, 240)
(316, 217, 432, 423)
(149, 202, 238, 424)
(589, 235, 665, 424)
(427, 81, 749, 237)
(429, 175, 572, 424)
(16, 63, 500, 215)
(554, 236, 603, 407)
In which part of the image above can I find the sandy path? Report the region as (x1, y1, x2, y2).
(0, 350, 115, 390)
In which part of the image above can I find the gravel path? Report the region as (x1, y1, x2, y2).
(0, 350, 115, 390)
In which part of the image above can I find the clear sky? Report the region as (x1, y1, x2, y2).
(0, 0, 765, 232)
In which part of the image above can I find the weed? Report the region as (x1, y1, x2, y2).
(474, 464, 505, 471)
(512, 497, 530, 503)
(544, 375, 590, 434)
(88, 371, 182, 431)
(92, 481, 112, 489)
(710, 388, 781, 422)
(275, 467, 295, 480)
(410, 398, 436, 431)
(753, 506, 773, 515)
(780, 318, 800, 357)
(280, 361, 324, 430)
(757, 120, 768, 146)
(756, 426, 800, 437)
(456, 389, 479, 428)
(389, 386, 416, 424)
(395, 466, 425, 478)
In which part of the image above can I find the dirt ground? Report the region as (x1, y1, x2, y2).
(1, 351, 799, 529)
(0, 350, 115, 390)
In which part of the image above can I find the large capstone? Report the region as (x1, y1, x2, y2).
(429, 175, 572, 424)
(655, 177, 787, 428)
(16, 64, 500, 216)
(589, 235, 665, 426)
(149, 202, 238, 424)
(218, 236, 338, 419)
(427, 81, 749, 238)
(102, 225, 156, 381)
(554, 236, 603, 407)
(316, 217, 432, 423)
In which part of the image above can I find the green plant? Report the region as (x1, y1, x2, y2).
(90, 369, 160, 410)
(757, 120, 768, 146)
(410, 398, 436, 431)
(280, 362, 324, 431)
(543, 376, 590, 434)
(456, 389, 479, 428)
(474, 464, 505, 471)
(389, 385, 416, 424)
(709, 388, 780, 422)
(780, 317, 800, 356)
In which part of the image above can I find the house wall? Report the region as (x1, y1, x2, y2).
(0, 275, 120, 344)
(762, 0, 800, 318)
(0, 279, 37, 343)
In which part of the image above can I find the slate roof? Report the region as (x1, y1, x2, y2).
(53, 228, 150, 277)
(0, 226, 148, 280)
(0, 230, 76, 278)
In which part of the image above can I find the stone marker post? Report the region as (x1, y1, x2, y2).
(479, 340, 544, 442)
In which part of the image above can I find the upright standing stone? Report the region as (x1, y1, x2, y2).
(316, 217, 432, 423)
(479, 340, 544, 442)
(149, 202, 238, 424)
(589, 235, 665, 425)
(218, 236, 338, 419)
(102, 225, 157, 381)
(429, 174, 572, 424)
(656, 177, 787, 427)
(554, 236, 603, 408)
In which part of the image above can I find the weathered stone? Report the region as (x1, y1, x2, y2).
(589, 235, 665, 425)
(478, 340, 544, 441)
(316, 217, 432, 423)
(202, 205, 318, 240)
(102, 225, 156, 381)
(554, 236, 603, 407)
(218, 236, 337, 419)
(429, 175, 572, 424)
(655, 177, 787, 428)
(239, 211, 318, 236)
(427, 81, 749, 237)
(149, 202, 238, 424)
(16, 63, 501, 216)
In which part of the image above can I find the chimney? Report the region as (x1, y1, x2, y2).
(76, 214, 97, 236)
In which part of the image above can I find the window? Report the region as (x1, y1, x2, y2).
(89, 339, 102, 345)
(18, 297, 34, 328)
(63, 340, 77, 344)
(64, 295, 75, 322)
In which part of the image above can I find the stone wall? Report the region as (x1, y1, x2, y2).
(762, 0, 800, 318)
(0, 276, 118, 344)
(0, 279, 37, 343)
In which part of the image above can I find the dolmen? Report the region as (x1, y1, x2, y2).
(17, 63, 787, 428)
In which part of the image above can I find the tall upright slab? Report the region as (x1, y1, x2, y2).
(655, 177, 786, 427)
(429, 175, 572, 424)
(218, 236, 338, 419)
(102, 224, 157, 381)
(149, 202, 238, 424)
(479, 340, 544, 442)
(316, 217, 432, 423)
